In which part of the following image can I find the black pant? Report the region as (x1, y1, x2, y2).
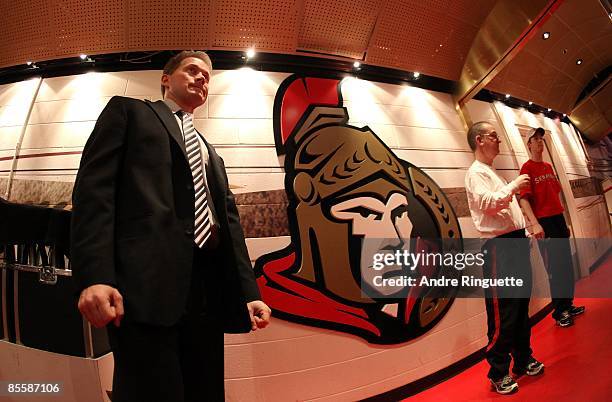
(538, 214, 574, 319)
(483, 230, 533, 380)
(108, 246, 225, 402)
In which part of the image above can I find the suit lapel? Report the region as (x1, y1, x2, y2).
(146, 100, 188, 161)
(141, 104, 228, 214)
(197, 132, 226, 210)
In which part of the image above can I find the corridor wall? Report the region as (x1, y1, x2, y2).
(0, 69, 608, 401)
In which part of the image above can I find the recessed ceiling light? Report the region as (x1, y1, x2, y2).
(542, 32, 550, 40)
(413, 71, 420, 79)
(353, 61, 361, 68)
(246, 48, 256, 59)
(576, 58, 583, 65)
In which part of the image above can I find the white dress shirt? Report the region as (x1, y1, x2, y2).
(465, 160, 526, 238)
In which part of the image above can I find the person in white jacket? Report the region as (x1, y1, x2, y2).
(465, 121, 544, 395)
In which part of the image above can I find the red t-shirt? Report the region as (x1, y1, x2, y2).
(519, 159, 564, 219)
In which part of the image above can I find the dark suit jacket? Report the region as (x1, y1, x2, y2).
(71, 96, 260, 333)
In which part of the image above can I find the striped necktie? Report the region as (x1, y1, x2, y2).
(179, 111, 212, 248)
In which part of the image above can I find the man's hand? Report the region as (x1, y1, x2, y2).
(246, 300, 271, 331)
(78, 284, 124, 328)
(528, 223, 545, 239)
(512, 174, 531, 192)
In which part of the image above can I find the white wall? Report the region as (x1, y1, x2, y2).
(486, 100, 611, 275)
(0, 78, 41, 192)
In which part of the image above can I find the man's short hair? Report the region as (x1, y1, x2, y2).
(467, 121, 493, 151)
(161, 51, 213, 97)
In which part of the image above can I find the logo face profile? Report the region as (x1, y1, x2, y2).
(254, 75, 462, 344)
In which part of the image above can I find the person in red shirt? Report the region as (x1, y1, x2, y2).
(519, 127, 585, 327)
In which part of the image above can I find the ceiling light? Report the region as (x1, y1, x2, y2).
(79, 54, 88, 60)
(246, 48, 256, 59)
(529, 101, 533, 105)
(413, 71, 420, 79)
(353, 61, 361, 69)
(576, 58, 583, 65)
(26, 61, 33, 66)
(547, 108, 552, 112)
(563, 113, 567, 117)
(505, 94, 510, 99)
(542, 32, 550, 40)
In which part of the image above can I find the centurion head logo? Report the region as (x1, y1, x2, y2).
(254, 75, 462, 344)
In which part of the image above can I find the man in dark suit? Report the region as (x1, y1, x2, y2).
(71, 50, 271, 402)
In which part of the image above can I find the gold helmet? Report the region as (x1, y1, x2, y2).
(287, 107, 411, 303)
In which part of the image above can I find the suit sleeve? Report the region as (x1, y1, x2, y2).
(71, 97, 127, 293)
(219, 158, 262, 302)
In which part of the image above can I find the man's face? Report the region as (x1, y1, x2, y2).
(478, 124, 501, 160)
(161, 57, 211, 110)
(528, 135, 544, 155)
(331, 192, 413, 297)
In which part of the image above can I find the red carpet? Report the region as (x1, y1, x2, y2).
(406, 253, 612, 402)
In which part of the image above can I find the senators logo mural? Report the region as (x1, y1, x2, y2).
(254, 75, 462, 344)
